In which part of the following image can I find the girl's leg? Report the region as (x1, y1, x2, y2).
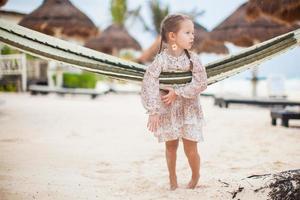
(182, 138, 200, 189)
(165, 139, 179, 190)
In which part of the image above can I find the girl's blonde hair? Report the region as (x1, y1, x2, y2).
(158, 13, 194, 70)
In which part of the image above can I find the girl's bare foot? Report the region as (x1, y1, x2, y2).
(186, 174, 200, 189)
(169, 175, 178, 190)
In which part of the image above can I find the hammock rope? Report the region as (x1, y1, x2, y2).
(0, 19, 299, 86)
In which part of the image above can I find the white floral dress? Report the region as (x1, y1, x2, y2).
(141, 48, 208, 143)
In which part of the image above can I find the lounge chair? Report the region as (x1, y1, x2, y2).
(271, 108, 300, 127)
(214, 96, 300, 108)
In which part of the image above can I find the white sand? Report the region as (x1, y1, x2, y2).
(0, 92, 299, 199)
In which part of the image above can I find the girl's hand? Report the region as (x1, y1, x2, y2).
(147, 114, 160, 132)
(161, 87, 177, 106)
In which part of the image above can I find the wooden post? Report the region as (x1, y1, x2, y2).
(47, 60, 56, 89)
(56, 65, 63, 89)
(251, 67, 258, 97)
(21, 53, 27, 92)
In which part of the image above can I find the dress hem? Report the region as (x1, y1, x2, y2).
(157, 135, 204, 143)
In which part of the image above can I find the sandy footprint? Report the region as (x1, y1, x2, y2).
(97, 161, 111, 167)
(149, 153, 164, 161)
(273, 160, 288, 167)
(96, 161, 130, 174)
(132, 160, 145, 166)
(229, 167, 242, 172)
(0, 138, 24, 143)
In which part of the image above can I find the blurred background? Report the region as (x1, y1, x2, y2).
(0, 0, 299, 99)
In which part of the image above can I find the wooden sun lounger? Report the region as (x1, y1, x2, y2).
(200, 93, 215, 97)
(271, 109, 300, 127)
(29, 85, 110, 99)
(214, 96, 300, 108)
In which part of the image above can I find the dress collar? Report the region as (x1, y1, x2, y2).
(162, 48, 186, 61)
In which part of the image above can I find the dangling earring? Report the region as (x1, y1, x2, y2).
(172, 43, 177, 51)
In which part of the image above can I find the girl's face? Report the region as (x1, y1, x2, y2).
(169, 19, 195, 50)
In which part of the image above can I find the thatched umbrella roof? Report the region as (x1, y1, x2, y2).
(192, 22, 229, 55)
(246, 0, 300, 25)
(18, 0, 98, 43)
(207, 2, 300, 47)
(137, 22, 228, 64)
(137, 35, 161, 64)
(0, 0, 7, 7)
(84, 24, 142, 55)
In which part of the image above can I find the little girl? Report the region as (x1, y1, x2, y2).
(141, 14, 208, 190)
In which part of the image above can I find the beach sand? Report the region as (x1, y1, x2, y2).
(0, 92, 299, 199)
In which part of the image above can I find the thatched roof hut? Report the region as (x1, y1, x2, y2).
(84, 24, 142, 55)
(192, 22, 229, 55)
(137, 22, 229, 64)
(0, 0, 8, 7)
(136, 36, 161, 64)
(19, 0, 98, 44)
(207, 3, 300, 47)
(246, 0, 300, 25)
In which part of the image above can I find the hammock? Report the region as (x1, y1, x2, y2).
(0, 19, 299, 86)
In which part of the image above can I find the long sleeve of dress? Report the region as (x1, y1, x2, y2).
(141, 55, 162, 115)
(174, 53, 207, 99)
